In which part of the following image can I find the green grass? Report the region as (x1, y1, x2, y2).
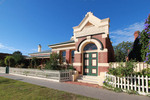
(0, 77, 97, 100)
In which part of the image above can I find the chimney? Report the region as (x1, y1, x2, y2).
(38, 44, 41, 52)
(134, 31, 140, 40)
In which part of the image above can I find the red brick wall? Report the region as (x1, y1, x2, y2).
(92, 34, 106, 48)
(98, 67, 109, 75)
(66, 50, 71, 64)
(106, 37, 115, 62)
(98, 52, 108, 63)
(74, 66, 82, 74)
(74, 54, 82, 63)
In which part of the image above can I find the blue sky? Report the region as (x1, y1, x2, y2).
(0, 0, 150, 55)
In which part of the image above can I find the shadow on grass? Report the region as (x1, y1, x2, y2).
(0, 78, 16, 84)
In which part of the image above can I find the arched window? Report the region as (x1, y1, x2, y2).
(83, 43, 97, 51)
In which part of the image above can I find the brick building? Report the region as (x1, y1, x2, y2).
(29, 12, 114, 85)
(49, 12, 114, 83)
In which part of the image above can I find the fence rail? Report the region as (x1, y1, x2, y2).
(105, 73, 150, 95)
(109, 62, 150, 72)
(0, 67, 5, 73)
(0, 67, 72, 82)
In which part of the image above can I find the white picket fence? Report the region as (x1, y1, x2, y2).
(109, 62, 150, 72)
(0, 67, 72, 82)
(105, 73, 150, 95)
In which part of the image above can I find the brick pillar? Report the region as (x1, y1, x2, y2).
(74, 53, 82, 74)
(66, 50, 71, 64)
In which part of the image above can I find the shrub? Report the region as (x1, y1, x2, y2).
(4, 56, 15, 67)
(114, 88, 123, 93)
(0, 60, 5, 66)
(126, 90, 138, 95)
(108, 61, 136, 77)
(45, 53, 61, 70)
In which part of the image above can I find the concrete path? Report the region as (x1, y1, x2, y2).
(0, 73, 149, 100)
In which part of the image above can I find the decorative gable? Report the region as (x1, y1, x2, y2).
(85, 22, 93, 27)
(73, 12, 110, 39)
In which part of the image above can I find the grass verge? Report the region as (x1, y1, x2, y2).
(0, 77, 97, 100)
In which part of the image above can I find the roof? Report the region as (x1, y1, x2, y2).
(29, 50, 51, 55)
(49, 40, 75, 46)
(26, 55, 50, 59)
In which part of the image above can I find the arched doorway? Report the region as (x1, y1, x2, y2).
(83, 43, 98, 76)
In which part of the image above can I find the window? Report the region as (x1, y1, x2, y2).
(71, 50, 75, 63)
(83, 43, 97, 51)
(62, 51, 66, 62)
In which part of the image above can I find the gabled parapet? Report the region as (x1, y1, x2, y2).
(73, 12, 110, 40)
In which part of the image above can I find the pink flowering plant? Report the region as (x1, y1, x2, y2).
(139, 14, 150, 64)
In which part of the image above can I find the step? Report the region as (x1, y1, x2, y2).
(77, 75, 100, 84)
(77, 79, 99, 84)
(78, 75, 100, 80)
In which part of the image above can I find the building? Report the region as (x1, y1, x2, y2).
(28, 12, 114, 85)
(27, 44, 51, 65)
(0, 53, 11, 60)
(49, 12, 114, 84)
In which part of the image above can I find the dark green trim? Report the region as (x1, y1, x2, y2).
(77, 38, 87, 52)
(76, 32, 105, 38)
(91, 37, 104, 50)
(83, 52, 98, 76)
(77, 37, 104, 52)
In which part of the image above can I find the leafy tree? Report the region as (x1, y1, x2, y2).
(139, 14, 150, 64)
(31, 57, 40, 68)
(0, 60, 5, 66)
(12, 51, 24, 65)
(45, 52, 61, 70)
(4, 56, 15, 67)
(114, 41, 133, 62)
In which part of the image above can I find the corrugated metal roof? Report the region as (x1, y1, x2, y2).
(29, 50, 51, 55)
(49, 40, 75, 46)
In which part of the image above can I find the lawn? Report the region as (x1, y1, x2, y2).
(0, 77, 97, 100)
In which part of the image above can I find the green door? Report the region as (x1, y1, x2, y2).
(83, 52, 98, 76)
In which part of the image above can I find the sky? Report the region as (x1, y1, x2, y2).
(0, 0, 150, 55)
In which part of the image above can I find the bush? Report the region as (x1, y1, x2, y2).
(114, 88, 123, 93)
(126, 90, 138, 95)
(31, 57, 40, 68)
(108, 61, 136, 77)
(45, 53, 61, 70)
(0, 60, 5, 66)
(4, 56, 15, 67)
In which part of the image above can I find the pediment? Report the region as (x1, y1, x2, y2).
(73, 12, 102, 32)
(84, 22, 94, 27)
(73, 12, 110, 38)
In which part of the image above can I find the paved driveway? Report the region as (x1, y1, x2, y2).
(0, 73, 149, 100)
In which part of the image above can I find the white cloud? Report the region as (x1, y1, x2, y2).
(0, 43, 20, 52)
(0, 43, 39, 56)
(110, 21, 144, 45)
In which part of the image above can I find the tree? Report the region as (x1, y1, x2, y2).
(4, 56, 15, 67)
(0, 60, 5, 66)
(31, 57, 39, 68)
(12, 51, 24, 66)
(45, 52, 61, 70)
(114, 41, 133, 62)
(139, 14, 150, 64)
